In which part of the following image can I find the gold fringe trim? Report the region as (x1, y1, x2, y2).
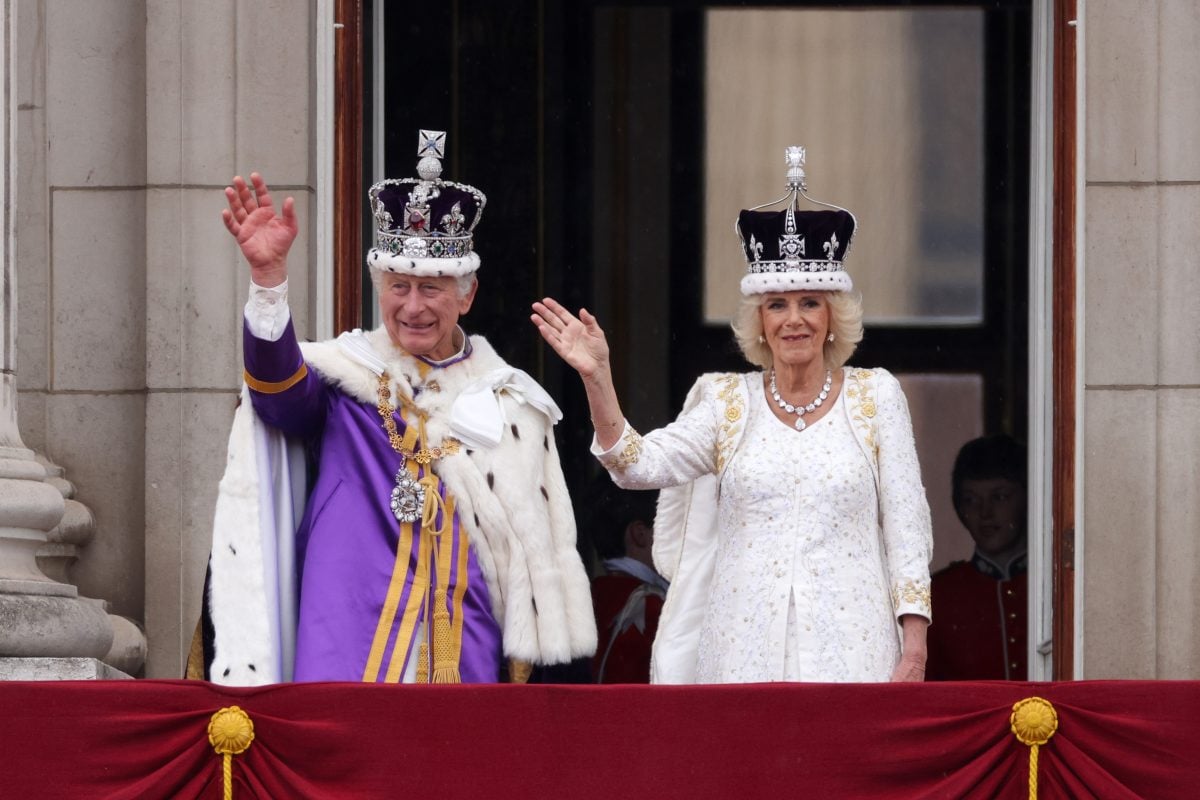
(1010, 696, 1059, 800)
(243, 363, 307, 394)
(208, 706, 254, 800)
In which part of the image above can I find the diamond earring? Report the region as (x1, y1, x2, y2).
(826, 333, 835, 342)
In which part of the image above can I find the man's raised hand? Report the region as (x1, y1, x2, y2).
(222, 172, 297, 287)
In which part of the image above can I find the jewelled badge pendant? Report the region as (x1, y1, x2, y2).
(390, 466, 425, 523)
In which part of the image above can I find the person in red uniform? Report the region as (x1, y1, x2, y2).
(589, 488, 668, 683)
(927, 435, 1027, 681)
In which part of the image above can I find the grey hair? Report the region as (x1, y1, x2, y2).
(370, 267, 477, 299)
(730, 290, 864, 370)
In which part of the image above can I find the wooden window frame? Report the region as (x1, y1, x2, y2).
(333, 0, 364, 335)
(1050, 0, 1076, 681)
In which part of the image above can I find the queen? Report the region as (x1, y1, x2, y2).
(532, 147, 933, 684)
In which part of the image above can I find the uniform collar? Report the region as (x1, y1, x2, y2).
(972, 549, 1028, 581)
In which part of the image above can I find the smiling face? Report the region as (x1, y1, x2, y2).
(956, 477, 1027, 560)
(378, 273, 477, 359)
(759, 291, 831, 369)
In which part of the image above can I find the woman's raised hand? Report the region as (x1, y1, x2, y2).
(531, 298, 611, 381)
(222, 172, 297, 287)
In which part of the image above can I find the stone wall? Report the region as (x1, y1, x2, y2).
(14, 0, 316, 678)
(1081, 0, 1200, 678)
(15, 0, 149, 629)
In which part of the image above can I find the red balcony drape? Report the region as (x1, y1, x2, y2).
(2, 679, 1197, 799)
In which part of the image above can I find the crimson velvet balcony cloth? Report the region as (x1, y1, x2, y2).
(1, 679, 1196, 799)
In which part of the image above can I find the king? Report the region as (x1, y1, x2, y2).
(196, 131, 596, 685)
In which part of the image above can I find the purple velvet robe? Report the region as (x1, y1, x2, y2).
(244, 320, 502, 682)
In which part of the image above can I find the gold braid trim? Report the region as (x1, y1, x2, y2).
(371, 371, 467, 682)
(448, 499, 471, 679)
(419, 474, 451, 537)
(243, 363, 307, 394)
(391, 527, 433, 683)
(362, 421, 422, 682)
(416, 639, 431, 684)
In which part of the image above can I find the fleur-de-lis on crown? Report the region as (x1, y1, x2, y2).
(748, 233, 764, 261)
(442, 202, 466, 235)
(373, 202, 394, 232)
(824, 233, 839, 260)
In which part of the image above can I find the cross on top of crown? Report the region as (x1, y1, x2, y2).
(418, 130, 446, 159)
(785, 145, 807, 191)
(416, 130, 447, 181)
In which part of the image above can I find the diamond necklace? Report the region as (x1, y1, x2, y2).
(769, 368, 833, 431)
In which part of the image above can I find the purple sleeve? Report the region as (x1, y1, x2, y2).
(243, 317, 327, 439)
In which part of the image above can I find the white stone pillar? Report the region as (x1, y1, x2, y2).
(0, 0, 112, 663)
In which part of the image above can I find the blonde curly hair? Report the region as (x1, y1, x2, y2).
(730, 291, 863, 370)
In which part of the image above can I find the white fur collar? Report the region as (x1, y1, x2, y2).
(299, 326, 505, 406)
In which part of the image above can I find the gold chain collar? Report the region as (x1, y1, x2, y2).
(376, 374, 461, 464)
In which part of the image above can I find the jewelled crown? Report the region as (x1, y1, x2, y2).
(366, 129, 487, 277)
(737, 146, 857, 296)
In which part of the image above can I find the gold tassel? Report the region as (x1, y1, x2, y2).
(208, 706, 254, 800)
(1010, 697, 1058, 800)
(431, 588, 461, 683)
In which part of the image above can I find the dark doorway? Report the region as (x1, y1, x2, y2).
(347, 0, 1036, 678)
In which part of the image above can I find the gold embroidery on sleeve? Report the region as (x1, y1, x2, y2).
(614, 429, 644, 471)
(892, 580, 932, 614)
(714, 374, 745, 472)
(844, 368, 878, 453)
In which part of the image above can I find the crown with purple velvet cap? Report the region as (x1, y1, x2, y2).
(366, 130, 487, 277)
(737, 146, 857, 296)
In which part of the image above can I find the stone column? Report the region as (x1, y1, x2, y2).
(0, 0, 115, 675)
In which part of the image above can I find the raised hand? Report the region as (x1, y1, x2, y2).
(530, 298, 611, 380)
(222, 172, 297, 287)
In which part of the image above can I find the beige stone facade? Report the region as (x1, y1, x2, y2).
(7, 0, 315, 677)
(1081, 0, 1200, 678)
(4, 1, 1198, 679)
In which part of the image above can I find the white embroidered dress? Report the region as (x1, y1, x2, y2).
(593, 367, 932, 684)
